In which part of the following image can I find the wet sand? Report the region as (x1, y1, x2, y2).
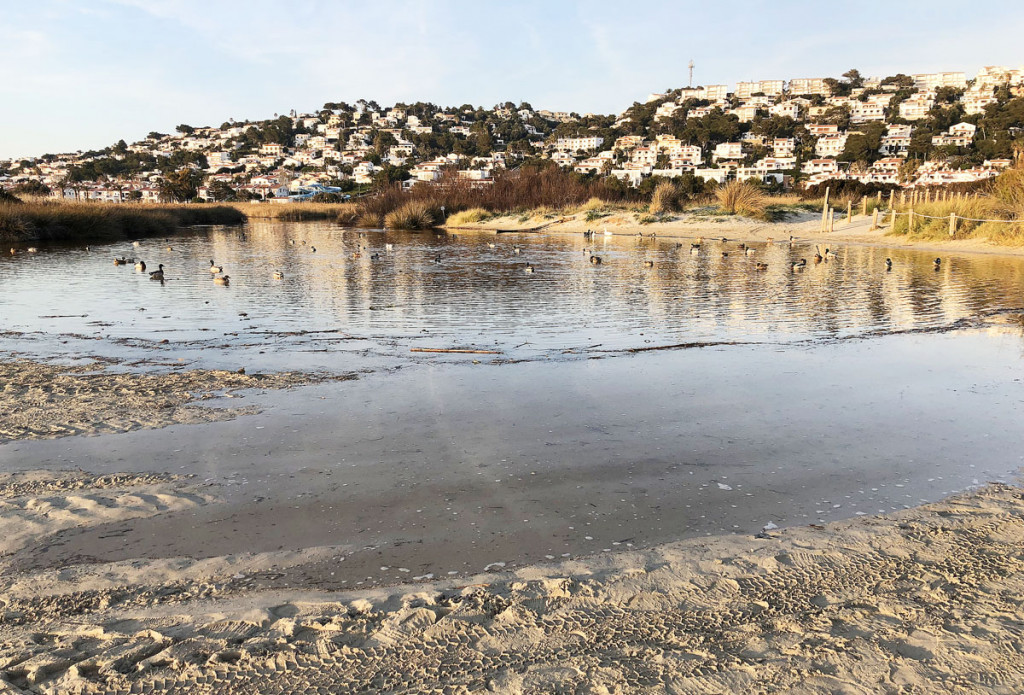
(1, 471, 1023, 693)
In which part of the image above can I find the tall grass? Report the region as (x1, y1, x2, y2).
(714, 181, 767, 217)
(888, 198, 1013, 240)
(351, 165, 638, 228)
(0, 201, 245, 243)
(230, 201, 358, 221)
(446, 207, 491, 225)
(649, 181, 680, 214)
(384, 200, 436, 230)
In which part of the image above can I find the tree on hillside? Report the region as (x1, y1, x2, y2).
(176, 124, 195, 134)
(159, 168, 203, 202)
(207, 180, 237, 201)
(842, 69, 865, 90)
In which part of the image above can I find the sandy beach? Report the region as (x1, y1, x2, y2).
(0, 466, 1022, 694)
(446, 209, 1024, 259)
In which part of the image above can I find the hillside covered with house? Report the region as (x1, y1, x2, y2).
(2, 65, 1023, 204)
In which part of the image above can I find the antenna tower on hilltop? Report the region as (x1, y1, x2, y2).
(688, 59, 695, 87)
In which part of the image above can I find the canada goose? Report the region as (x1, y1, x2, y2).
(791, 259, 807, 270)
(370, 253, 380, 260)
(114, 257, 129, 265)
(524, 263, 534, 274)
(209, 260, 222, 273)
(135, 259, 146, 272)
(214, 275, 230, 285)
(149, 264, 165, 280)
(434, 255, 442, 263)
(589, 255, 602, 265)
(933, 257, 941, 269)
(885, 258, 893, 271)
(273, 271, 284, 279)
(755, 262, 768, 271)
(643, 260, 654, 268)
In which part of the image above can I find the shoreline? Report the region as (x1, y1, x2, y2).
(444, 208, 1024, 258)
(2, 470, 1022, 693)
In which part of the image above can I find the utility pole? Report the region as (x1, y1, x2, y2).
(688, 60, 695, 88)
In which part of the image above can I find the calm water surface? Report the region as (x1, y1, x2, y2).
(3, 220, 1024, 371)
(3, 220, 1024, 581)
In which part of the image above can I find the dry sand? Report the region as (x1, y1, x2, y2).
(0, 466, 1022, 693)
(0, 358, 354, 443)
(447, 209, 1024, 258)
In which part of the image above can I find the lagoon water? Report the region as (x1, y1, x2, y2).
(2, 220, 1024, 370)
(2, 221, 1024, 584)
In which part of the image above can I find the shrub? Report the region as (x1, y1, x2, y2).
(649, 181, 679, 214)
(715, 181, 766, 217)
(383, 200, 436, 229)
(446, 207, 489, 225)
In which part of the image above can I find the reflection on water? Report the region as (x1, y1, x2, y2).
(2, 220, 1024, 369)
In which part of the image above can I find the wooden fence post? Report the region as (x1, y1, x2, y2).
(889, 208, 897, 226)
(821, 186, 830, 232)
(829, 208, 835, 232)
(861, 197, 867, 216)
(909, 208, 914, 233)
(847, 200, 853, 224)
(871, 208, 880, 230)
(949, 213, 956, 237)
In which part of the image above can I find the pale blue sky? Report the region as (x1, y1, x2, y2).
(2, 0, 1023, 159)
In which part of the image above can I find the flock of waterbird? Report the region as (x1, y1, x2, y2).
(13, 230, 944, 280)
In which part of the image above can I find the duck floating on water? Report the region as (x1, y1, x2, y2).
(755, 262, 768, 271)
(135, 259, 146, 272)
(114, 257, 130, 265)
(149, 264, 165, 280)
(214, 275, 230, 285)
(933, 257, 941, 269)
(792, 259, 807, 270)
(273, 271, 284, 280)
(589, 255, 602, 265)
(209, 260, 223, 273)
(643, 260, 654, 268)
(524, 263, 535, 274)
(885, 258, 893, 271)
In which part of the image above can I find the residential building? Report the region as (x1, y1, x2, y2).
(554, 136, 604, 152)
(788, 77, 829, 96)
(712, 142, 744, 162)
(912, 72, 967, 91)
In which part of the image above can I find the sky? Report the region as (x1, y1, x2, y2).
(2, 0, 1023, 159)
